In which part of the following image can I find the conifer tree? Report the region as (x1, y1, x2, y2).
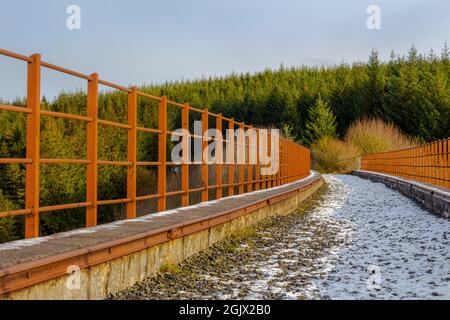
(364, 50, 385, 117)
(304, 97, 337, 145)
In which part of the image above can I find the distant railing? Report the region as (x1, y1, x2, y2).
(361, 138, 450, 189)
(0, 48, 311, 239)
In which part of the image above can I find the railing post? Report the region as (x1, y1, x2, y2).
(25, 53, 41, 239)
(238, 122, 245, 194)
(247, 125, 253, 192)
(445, 138, 450, 189)
(86, 73, 99, 227)
(126, 87, 138, 219)
(201, 109, 209, 202)
(181, 104, 189, 207)
(216, 114, 223, 199)
(430, 143, 433, 184)
(228, 119, 235, 196)
(275, 136, 280, 186)
(158, 96, 167, 211)
(280, 139, 284, 185)
(261, 130, 267, 189)
(255, 128, 260, 191)
(268, 130, 272, 188)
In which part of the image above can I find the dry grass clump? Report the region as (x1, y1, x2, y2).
(311, 136, 360, 173)
(311, 118, 419, 173)
(345, 118, 418, 154)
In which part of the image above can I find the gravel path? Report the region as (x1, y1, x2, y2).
(112, 175, 450, 300)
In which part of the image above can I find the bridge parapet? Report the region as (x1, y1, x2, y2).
(0, 172, 322, 300)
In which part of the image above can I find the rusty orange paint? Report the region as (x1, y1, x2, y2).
(238, 123, 245, 194)
(86, 73, 99, 227)
(181, 104, 189, 207)
(228, 119, 235, 196)
(247, 126, 253, 192)
(201, 109, 209, 202)
(25, 54, 41, 239)
(127, 87, 138, 219)
(254, 128, 260, 191)
(158, 96, 167, 212)
(361, 138, 450, 189)
(216, 114, 223, 199)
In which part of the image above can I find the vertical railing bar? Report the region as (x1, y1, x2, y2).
(181, 103, 189, 207)
(86, 73, 99, 227)
(239, 122, 245, 194)
(157, 96, 167, 211)
(247, 125, 253, 192)
(228, 119, 234, 196)
(268, 130, 272, 188)
(255, 128, 260, 191)
(126, 86, 138, 219)
(446, 138, 450, 189)
(25, 53, 41, 239)
(201, 109, 209, 202)
(216, 114, 223, 199)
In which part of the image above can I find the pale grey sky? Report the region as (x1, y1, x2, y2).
(1, 0, 449, 100)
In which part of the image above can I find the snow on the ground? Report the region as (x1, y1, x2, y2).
(113, 174, 450, 300)
(315, 175, 450, 300)
(201, 174, 450, 300)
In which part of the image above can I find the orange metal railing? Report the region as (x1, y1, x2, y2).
(0, 48, 311, 239)
(361, 138, 450, 189)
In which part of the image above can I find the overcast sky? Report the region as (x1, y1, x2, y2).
(1, 0, 450, 100)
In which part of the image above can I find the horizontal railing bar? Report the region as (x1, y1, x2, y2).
(98, 160, 132, 166)
(97, 198, 132, 206)
(0, 104, 32, 114)
(136, 194, 161, 201)
(98, 119, 132, 130)
(41, 61, 92, 80)
(41, 110, 93, 122)
(39, 202, 92, 213)
(136, 161, 160, 166)
(0, 158, 32, 164)
(0, 48, 32, 62)
(221, 115, 234, 122)
(136, 91, 162, 101)
(188, 105, 205, 113)
(98, 79, 132, 93)
(166, 190, 184, 196)
(136, 126, 161, 134)
(188, 186, 206, 193)
(167, 100, 185, 108)
(0, 209, 32, 218)
(40, 158, 92, 165)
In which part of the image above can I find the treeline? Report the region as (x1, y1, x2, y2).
(144, 45, 450, 142)
(1, 45, 450, 242)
